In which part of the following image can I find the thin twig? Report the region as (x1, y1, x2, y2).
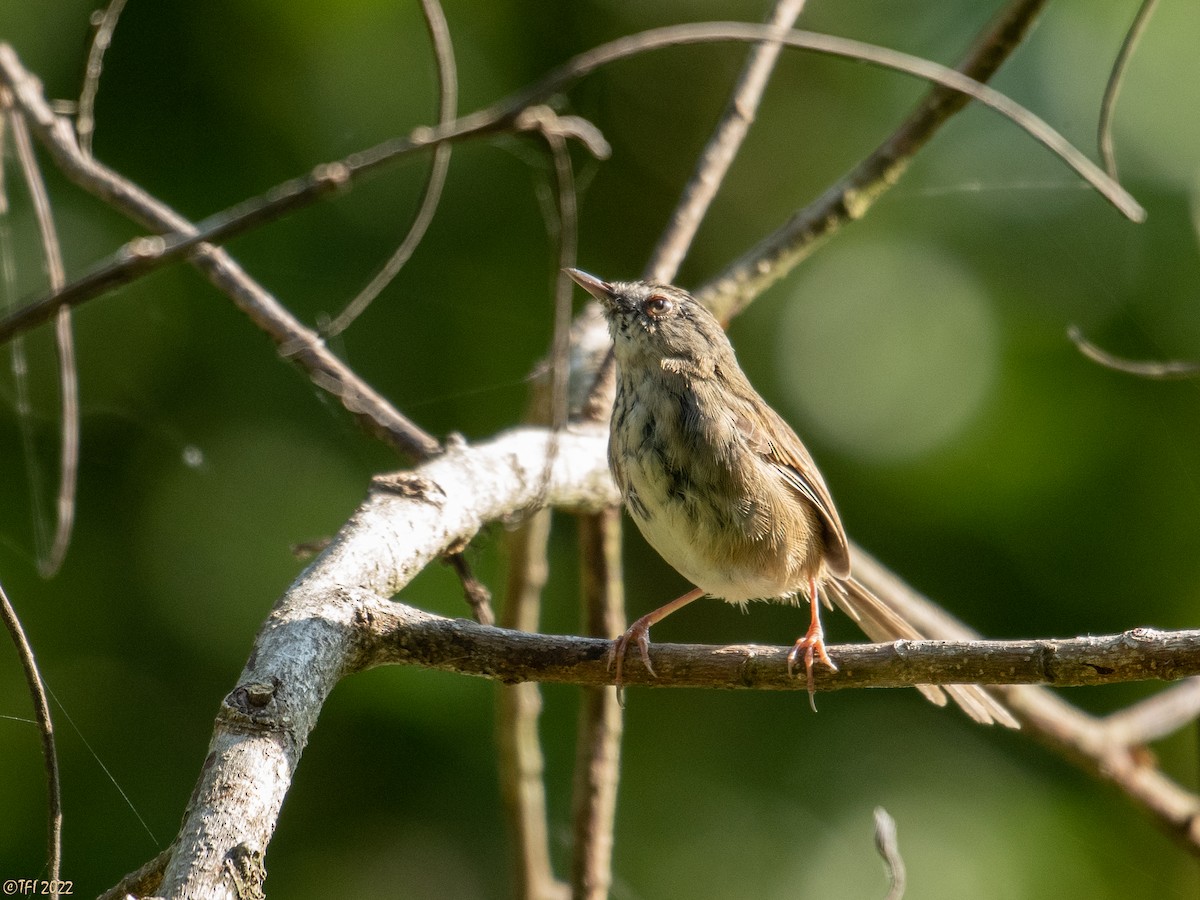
(699, 0, 1055, 321)
(586, 0, 807, 422)
(446, 551, 495, 625)
(492, 101, 597, 900)
(570, 506, 625, 900)
(76, 0, 127, 156)
(515, 106, 584, 433)
(493, 103, 603, 900)
(498, 509, 568, 900)
(873, 807, 906, 900)
(323, 0, 456, 336)
(1068, 324, 1200, 379)
(8, 110, 78, 578)
(1098, 0, 1159, 179)
(0, 20, 1145, 347)
(0, 580, 62, 893)
(0, 44, 441, 461)
(646, 0, 807, 284)
(1102, 679, 1200, 746)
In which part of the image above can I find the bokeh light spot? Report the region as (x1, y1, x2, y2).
(775, 239, 1000, 463)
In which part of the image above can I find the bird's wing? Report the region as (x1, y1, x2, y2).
(729, 383, 852, 578)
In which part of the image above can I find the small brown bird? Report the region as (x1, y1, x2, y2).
(568, 268, 1015, 728)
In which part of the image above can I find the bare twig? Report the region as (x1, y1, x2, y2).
(498, 509, 568, 900)
(495, 105, 609, 894)
(8, 110, 78, 578)
(1068, 324, 1200, 379)
(516, 105, 586, 432)
(323, 0, 457, 336)
(571, 506, 625, 900)
(76, 0, 127, 156)
(646, 0, 807, 283)
(699, 0, 1054, 320)
(1102, 679, 1200, 746)
(514, 21, 1142, 222)
(0, 580, 62, 893)
(0, 44, 441, 461)
(873, 807, 906, 900)
(0, 20, 1144, 346)
(446, 551, 495, 625)
(1099, 0, 1159, 179)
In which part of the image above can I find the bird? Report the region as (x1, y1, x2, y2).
(567, 267, 1016, 728)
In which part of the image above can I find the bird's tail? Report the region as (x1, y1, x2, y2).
(824, 576, 1019, 729)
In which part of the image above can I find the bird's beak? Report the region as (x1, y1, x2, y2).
(565, 268, 613, 304)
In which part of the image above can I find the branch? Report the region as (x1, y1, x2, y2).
(0, 580, 61, 890)
(0, 18, 1142, 345)
(153, 425, 613, 897)
(0, 43, 441, 461)
(645, 0, 808, 284)
(374, 617, 1200, 691)
(1068, 324, 1200, 380)
(139, 424, 1200, 895)
(322, 0, 457, 336)
(5, 107, 78, 577)
(698, 0, 1053, 320)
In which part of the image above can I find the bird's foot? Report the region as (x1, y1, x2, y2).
(788, 621, 837, 712)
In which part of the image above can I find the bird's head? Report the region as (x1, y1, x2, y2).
(566, 268, 729, 370)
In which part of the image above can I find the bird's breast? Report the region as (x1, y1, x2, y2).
(610, 375, 822, 602)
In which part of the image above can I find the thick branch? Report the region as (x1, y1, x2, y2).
(146, 423, 1200, 895)
(154, 426, 613, 898)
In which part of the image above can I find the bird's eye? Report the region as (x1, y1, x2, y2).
(644, 294, 674, 317)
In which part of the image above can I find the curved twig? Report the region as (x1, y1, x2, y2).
(75, 0, 127, 157)
(645, 0, 808, 284)
(7, 110, 77, 578)
(1098, 0, 1159, 179)
(0, 581, 61, 892)
(0, 44, 441, 461)
(323, 0, 457, 336)
(1068, 325, 1200, 379)
(0, 20, 1144, 347)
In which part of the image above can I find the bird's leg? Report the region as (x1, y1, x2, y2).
(787, 576, 837, 711)
(610, 587, 705, 687)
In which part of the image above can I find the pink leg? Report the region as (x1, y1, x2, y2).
(787, 577, 837, 711)
(610, 587, 705, 688)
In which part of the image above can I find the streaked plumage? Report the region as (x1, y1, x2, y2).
(569, 268, 1016, 728)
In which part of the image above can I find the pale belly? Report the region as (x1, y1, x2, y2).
(632, 501, 801, 602)
(617, 445, 818, 604)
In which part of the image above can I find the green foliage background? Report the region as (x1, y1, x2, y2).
(2, 1, 1199, 896)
